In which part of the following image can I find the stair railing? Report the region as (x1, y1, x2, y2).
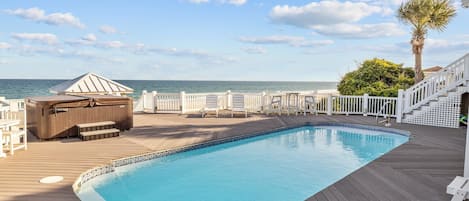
(404, 53, 469, 113)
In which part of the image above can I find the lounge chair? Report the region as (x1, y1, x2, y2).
(447, 176, 469, 201)
(201, 95, 219, 118)
(304, 95, 317, 116)
(265, 95, 282, 115)
(231, 94, 247, 118)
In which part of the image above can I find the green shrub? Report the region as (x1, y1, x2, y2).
(337, 58, 415, 97)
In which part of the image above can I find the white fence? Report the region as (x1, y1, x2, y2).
(135, 90, 401, 119)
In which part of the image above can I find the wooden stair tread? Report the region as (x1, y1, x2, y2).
(80, 128, 120, 137)
(76, 121, 115, 128)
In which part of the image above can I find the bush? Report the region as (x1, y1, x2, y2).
(337, 58, 415, 97)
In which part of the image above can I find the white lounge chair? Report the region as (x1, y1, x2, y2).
(231, 94, 247, 118)
(201, 95, 219, 118)
(304, 95, 317, 116)
(447, 176, 469, 201)
(265, 95, 282, 115)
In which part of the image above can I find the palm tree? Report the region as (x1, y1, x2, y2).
(397, 0, 456, 83)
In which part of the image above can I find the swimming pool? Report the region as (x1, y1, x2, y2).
(78, 125, 409, 201)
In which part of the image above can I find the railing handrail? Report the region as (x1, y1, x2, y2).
(403, 53, 468, 113)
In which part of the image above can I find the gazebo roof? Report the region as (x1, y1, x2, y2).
(49, 73, 134, 95)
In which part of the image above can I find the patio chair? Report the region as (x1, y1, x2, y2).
(230, 94, 247, 118)
(304, 95, 317, 116)
(3, 129, 27, 155)
(201, 95, 219, 118)
(265, 95, 282, 115)
(447, 176, 469, 201)
(1, 110, 27, 155)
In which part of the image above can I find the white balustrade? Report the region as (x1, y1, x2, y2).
(133, 89, 401, 118)
(404, 53, 469, 113)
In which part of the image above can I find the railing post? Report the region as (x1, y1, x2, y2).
(465, 107, 469, 177)
(226, 90, 232, 109)
(403, 90, 409, 113)
(261, 91, 266, 112)
(23, 99, 27, 150)
(180, 91, 186, 114)
(142, 90, 147, 112)
(327, 94, 333, 116)
(396, 89, 404, 123)
(465, 54, 469, 83)
(363, 93, 369, 116)
(152, 91, 157, 113)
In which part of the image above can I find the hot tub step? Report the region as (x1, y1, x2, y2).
(77, 121, 116, 132)
(80, 128, 120, 141)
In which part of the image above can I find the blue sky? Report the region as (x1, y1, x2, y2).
(0, 0, 468, 81)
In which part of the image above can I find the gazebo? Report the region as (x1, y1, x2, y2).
(49, 73, 134, 96)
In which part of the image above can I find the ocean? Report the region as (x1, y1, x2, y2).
(0, 79, 337, 99)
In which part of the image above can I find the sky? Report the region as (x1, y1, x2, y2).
(0, 0, 468, 81)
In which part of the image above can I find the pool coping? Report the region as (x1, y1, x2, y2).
(72, 122, 412, 198)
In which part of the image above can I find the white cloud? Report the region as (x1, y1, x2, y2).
(12, 33, 58, 45)
(143, 46, 237, 64)
(363, 38, 469, 55)
(270, 1, 385, 28)
(187, 0, 247, 5)
(312, 23, 405, 38)
(242, 46, 267, 54)
(62, 51, 126, 64)
(425, 38, 469, 52)
(269, 1, 404, 38)
(221, 0, 247, 5)
(188, 0, 209, 3)
(0, 59, 8, 64)
(0, 42, 12, 49)
(98, 41, 125, 49)
(5, 7, 85, 28)
(239, 35, 333, 47)
(15, 45, 64, 56)
(99, 25, 118, 34)
(82, 33, 97, 42)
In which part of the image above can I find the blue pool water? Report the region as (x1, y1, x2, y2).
(79, 126, 408, 201)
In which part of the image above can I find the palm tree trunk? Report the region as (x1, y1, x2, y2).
(411, 36, 425, 83)
(415, 51, 423, 82)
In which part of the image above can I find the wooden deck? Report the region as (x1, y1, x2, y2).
(0, 113, 465, 201)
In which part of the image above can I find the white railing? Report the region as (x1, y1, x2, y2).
(332, 95, 363, 115)
(155, 93, 181, 113)
(135, 90, 398, 118)
(404, 53, 469, 113)
(0, 97, 25, 112)
(367, 96, 397, 117)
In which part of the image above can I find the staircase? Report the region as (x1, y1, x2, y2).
(402, 53, 469, 128)
(77, 121, 120, 141)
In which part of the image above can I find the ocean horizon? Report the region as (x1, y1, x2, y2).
(0, 79, 338, 99)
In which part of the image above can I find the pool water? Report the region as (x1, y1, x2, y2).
(79, 126, 408, 201)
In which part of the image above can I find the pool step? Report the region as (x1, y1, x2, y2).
(79, 128, 120, 141)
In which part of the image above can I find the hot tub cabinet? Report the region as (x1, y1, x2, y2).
(26, 95, 133, 140)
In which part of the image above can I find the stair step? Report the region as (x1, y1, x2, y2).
(80, 128, 120, 141)
(76, 121, 115, 128)
(77, 121, 116, 132)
